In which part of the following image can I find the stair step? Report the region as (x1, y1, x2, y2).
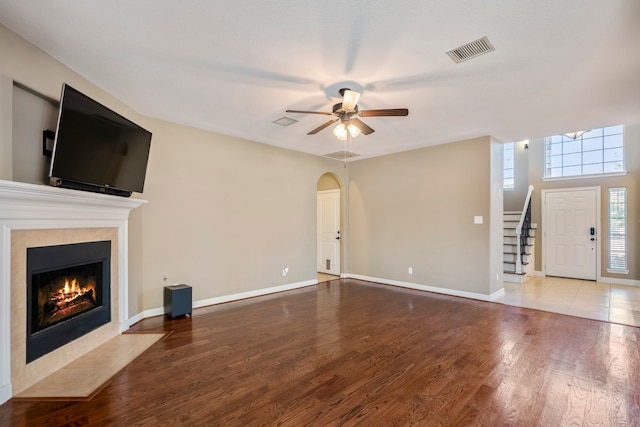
(503, 213, 521, 221)
(504, 246, 534, 254)
(503, 243, 534, 249)
(504, 236, 535, 245)
(503, 260, 530, 266)
(503, 212, 536, 271)
(502, 245, 533, 255)
(503, 228, 536, 237)
(503, 270, 526, 275)
(503, 253, 532, 263)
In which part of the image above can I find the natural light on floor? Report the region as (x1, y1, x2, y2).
(498, 276, 640, 327)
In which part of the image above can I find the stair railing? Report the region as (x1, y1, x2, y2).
(515, 185, 534, 274)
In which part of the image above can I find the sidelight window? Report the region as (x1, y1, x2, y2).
(608, 187, 627, 273)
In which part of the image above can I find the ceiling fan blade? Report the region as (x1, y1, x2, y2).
(307, 119, 339, 135)
(286, 109, 333, 116)
(359, 108, 409, 117)
(350, 118, 375, 135)
(341, 90, 361, 112)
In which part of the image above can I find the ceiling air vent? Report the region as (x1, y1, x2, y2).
(446, 36, 495, 64)
(324, 150, 361, 160)
(273, 116, 298, 126)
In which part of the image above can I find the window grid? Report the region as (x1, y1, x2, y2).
(544, 125, 624, 178)
(504, 142, 514, 190)
(608, 187, 627, 271)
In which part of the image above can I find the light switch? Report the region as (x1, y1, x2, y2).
(474, 216, 483, 224)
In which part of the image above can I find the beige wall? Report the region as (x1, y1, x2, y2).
(348, 137, 502, 296)
(489, 138, 504, 294)
(1, 23, 348, 314)
(527, 124, 640, 280)
(140, 119, 345, 309)
(0, 74, 11, 179)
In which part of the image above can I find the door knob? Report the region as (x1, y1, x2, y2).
(336, 236, 340, 240)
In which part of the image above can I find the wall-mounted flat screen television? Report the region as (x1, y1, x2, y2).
(49, 84, 152, 197)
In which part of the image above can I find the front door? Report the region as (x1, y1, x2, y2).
(317, 190, 340, 275)
(544, 188, 597, 280)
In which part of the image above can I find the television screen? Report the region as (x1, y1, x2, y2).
(49, 84, 152, 196)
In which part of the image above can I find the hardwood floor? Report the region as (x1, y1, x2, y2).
(2, 278, 640, 426)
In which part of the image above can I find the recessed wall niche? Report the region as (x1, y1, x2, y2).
(12, 83, 58, 185)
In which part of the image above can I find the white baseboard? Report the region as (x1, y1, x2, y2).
(121, 311, 145, 330)
(490, 288, 506, 301)
(142, 307, 165, 318)
(193, 280, 317, 309)
(598, 276, 640, 287)
(0, 383, 11, 406)
(128, 279, 318, 322)
(345, 274, 504, 302)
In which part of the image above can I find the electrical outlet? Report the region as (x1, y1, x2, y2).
(282, 267, 289, 276)
(408, 267, 413, 275)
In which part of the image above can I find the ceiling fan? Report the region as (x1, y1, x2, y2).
(286, 88, 409, 140)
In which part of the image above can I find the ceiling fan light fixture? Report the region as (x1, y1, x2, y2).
(347, 123, 361, 138)
(341, 89, 360, 112)
(333, 122, 348, 140)
(285, 88, 408, 137)
(564, 130, 589, 139)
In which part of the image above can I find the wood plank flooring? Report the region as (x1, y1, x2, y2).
(2, 278, 640, 426)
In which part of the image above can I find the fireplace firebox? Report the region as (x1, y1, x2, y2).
(26, 241, 111, 363)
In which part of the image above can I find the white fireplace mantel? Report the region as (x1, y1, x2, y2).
(0, 179, 146, 404)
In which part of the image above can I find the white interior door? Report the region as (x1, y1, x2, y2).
(317, 190, 340, 275)
(544, 189, 597, 280)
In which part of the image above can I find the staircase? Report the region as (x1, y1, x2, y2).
(503, 212, 536, 283)
(503, 185, 535, 284)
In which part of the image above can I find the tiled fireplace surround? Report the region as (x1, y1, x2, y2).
(0, 180, 145, 404)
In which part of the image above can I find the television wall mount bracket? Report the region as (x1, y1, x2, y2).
(42, 129, 55, 157)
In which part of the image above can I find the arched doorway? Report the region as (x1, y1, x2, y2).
(317, 173, 342, 282)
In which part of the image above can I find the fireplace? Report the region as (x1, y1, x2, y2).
(0, 180, 145, 404)
(26, 241, 111, 363)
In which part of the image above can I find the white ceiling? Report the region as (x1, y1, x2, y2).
(1, 0, 639, 160)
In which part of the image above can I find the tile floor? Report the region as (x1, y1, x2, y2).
(499, 275, 640, 327)
(320, 273, 640, 328)
(318, 273, 340, 283)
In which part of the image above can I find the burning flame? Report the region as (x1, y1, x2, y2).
(56, 278, 94, 304)
(63, 278, 79, 294)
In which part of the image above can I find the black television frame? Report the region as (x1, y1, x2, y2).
(49, 84, 152, 197)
